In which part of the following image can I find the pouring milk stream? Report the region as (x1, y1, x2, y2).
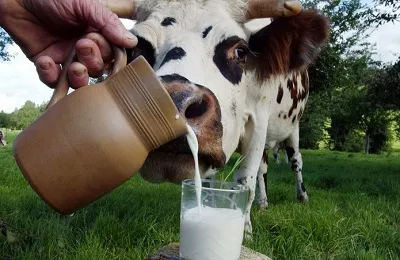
(186, 125, 202, 212)
(182, 125, 245, 260)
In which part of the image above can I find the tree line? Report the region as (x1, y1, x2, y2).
(1, 0, 399, 154)
(298, 0, 400, 154)
(0, 101, 47, 130)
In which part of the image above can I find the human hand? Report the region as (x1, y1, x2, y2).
(0, 0, 137, 89)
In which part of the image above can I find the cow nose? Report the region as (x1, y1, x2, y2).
(159, 75, 222, 158)
(170, 91, 208, 120)
(155, 74, 226, 169)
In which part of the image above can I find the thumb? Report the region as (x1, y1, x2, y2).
(82, 0, 137, 48)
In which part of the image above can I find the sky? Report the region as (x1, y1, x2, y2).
(1, 10, 399, 113)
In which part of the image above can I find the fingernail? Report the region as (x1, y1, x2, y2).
(79, 47, 92, 56)
(124, 31, 137, 43)
(73, 68, 86, 77)
(39, 62, 51, 71)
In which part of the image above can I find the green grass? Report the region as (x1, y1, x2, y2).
(1, 132, 399, 259)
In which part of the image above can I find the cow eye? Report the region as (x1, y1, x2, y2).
(234, 47, 248, 61)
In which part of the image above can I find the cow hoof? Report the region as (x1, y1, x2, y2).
(244, 232, 253, 242)
(244, 221, 253, 240)
(257, 199, 269, 210)
(297, 192, 309, 203)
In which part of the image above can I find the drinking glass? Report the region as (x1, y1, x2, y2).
(179, 179, 249, 260)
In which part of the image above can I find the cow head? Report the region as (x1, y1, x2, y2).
(122, 0, 329, 183)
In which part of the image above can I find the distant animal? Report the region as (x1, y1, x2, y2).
(0, 131, 7, 147)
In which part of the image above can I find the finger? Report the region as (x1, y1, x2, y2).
(76, 38, 105, 78)
(84, 33, 113, 63)
(68, 62, 89, 89)
(80, 0, 138, 48)
(35, 56, 61, 88)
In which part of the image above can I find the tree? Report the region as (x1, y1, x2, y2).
(0, 27, 13, 61)
(299, 0, 399, 152)
(299, 0, 377, 149)
(10, 101, 42, 129)
(0, 111, 11, 128)
(367, 0, 400, 26)
(366, 57, 400, 141)
(367, 57, 400, 110)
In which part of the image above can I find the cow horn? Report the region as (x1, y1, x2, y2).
(247, 0, 302, 19)
(100, 0, 137, 19)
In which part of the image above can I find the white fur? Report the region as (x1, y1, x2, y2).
(131, 0, 310, 238)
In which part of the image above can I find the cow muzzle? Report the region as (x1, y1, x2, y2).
(139, 74, 226, 184)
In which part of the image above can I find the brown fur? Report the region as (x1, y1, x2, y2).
(248, 10, 330, 82)
(288, 72, 308, 118)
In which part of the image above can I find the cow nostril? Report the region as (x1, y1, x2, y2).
(185, 99, 208, 119)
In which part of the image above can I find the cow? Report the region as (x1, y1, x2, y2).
(110, 0, 329, 237)
(0, 130, 7, 147)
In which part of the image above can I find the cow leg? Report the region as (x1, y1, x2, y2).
(234, 116, 267, 240)
(272, 145, 280, 164)
(285, 126, 308, 202)
(256, 149, 269, 209)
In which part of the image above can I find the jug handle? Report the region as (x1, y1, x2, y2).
(46, 45, 128, 109)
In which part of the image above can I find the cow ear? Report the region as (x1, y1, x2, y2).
(248, 10, 329, 81)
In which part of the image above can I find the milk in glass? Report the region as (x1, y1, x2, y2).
(181, 125, 245, 260)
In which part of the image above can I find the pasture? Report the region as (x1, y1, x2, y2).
(1, 131, 399, 259)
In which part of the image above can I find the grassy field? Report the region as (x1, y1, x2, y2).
(1, 131, 399, 259)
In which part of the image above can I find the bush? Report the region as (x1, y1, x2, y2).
(342, 130, 364, 153)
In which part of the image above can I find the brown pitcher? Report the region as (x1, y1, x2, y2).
(13, 46, 188, 215)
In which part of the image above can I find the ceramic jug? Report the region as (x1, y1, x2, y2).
(13, 46, 188, 214)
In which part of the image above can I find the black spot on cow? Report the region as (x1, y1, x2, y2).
(126, 36, 156, 67)
(237, 178, 247, 185)
(161, 17, 176, 26)
(301, 182, 307, 193)
(230, 100, 237, 117)
(263, 173, 268, 193)
(262, 150, 268, 164)
(285, 147, 295, 160)
(160, 47, 186, 68)
(203, 26, 213, 38)
(292, 115, 297, 123)
(213, 36, 245, 85)
(287, 78, 294, 91)
(291, 159, 298, 171)
(169, 91, 192, 105)
(277, 84, 283, 104)
(284, 115, 287, 119)
(160, 74, 191, 84)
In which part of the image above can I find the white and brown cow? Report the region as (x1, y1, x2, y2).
(109, 0, 329, 236)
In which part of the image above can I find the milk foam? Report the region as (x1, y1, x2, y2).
(180, 206, 245, 260)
